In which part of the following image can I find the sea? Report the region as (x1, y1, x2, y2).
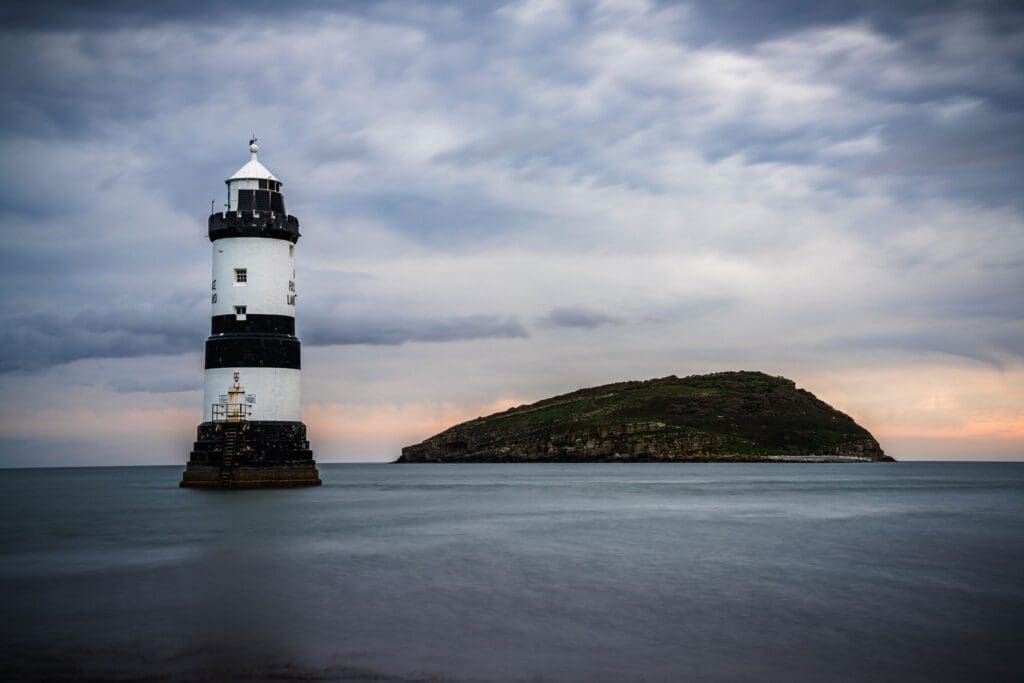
(1, 463, 1022, 682)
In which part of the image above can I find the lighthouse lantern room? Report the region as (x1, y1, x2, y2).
(181, 141, 320, 488)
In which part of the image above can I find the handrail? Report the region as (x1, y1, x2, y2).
(212, 403, 251, 422)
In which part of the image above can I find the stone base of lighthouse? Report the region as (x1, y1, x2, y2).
(180, 421, 321, 488)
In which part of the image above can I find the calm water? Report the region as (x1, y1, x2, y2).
(1, 463, 1022, 682)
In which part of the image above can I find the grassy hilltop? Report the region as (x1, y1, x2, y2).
(398, 371, 892, 463)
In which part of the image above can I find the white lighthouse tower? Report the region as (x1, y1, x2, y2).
(181, 140, 320, 488)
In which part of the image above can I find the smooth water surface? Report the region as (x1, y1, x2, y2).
(1, 463, 1023, 681)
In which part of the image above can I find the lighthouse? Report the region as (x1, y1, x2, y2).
(181, 141, 321, 488)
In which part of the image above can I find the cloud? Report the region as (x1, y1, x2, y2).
(0, 304, 205, 373)
(339, 190, 544, 247)
(538, 306, 622, 329)
(0, 305, 529, 372)
(821, 327, 1024, 368)
(0, 0, 1022, 464)
(106, 376, 201, 394)
(303, 314, 528, 346)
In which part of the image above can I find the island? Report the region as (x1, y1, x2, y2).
(398, 371, 894, 463)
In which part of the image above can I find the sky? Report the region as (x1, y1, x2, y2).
(0, 0, 1022, 465)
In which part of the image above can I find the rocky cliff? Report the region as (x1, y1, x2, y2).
(398, 371, 893, 463)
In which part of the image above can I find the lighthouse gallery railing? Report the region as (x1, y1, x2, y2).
(211, 404, 251, 422)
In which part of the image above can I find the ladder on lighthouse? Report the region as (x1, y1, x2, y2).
(214, 372, 250, 488)
(219, 422, 239, 487)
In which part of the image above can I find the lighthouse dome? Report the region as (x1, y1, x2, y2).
(223, 140, 285, 214)
(227, 140, 279, 182)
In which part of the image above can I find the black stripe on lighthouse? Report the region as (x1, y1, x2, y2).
(211, 314, 296, 335)
(208, 212, 300, 243)
(205, 336, 301, 369)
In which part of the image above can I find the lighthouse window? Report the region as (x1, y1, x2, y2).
(234, 268, 247, 284)
(270, 191, 285, 213)
(259, 179, 268, 189)
(234, 306, 247, 320)
(254, 190, 271, 211)
(237, 189, 254, 212)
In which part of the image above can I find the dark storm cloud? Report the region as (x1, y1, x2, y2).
(680, 0, 1024, 46)
(860, 110, 1024, 209)
(0, 0, 351, 29)
(6, 0, 1010, 35)
(340, 191, 545, 247)
(0, 305, 528, 372)
(0, 306, 205, 373)
(690, 10, 1024, 207)
(0, 0, 507, 31)
(3, 0, 1021, 205)
(302, 314, 528, 347)
(0, 0, 1021, 377)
